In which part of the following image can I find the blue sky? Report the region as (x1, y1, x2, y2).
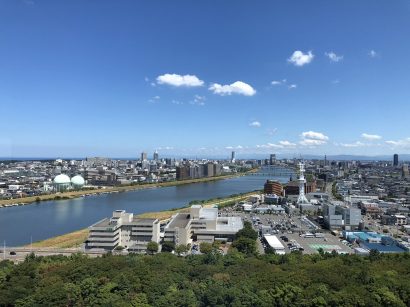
(1, 0, 410, 158)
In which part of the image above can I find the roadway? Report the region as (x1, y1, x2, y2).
(1, 247, 106, 262)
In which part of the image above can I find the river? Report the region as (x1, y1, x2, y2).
(0, 172, 292, 247)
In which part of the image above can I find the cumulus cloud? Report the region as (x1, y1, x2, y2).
(278, 140, 297, 147)
(209, 81, 256, 96)
(300, 131, 329, 146)
(249, 121, 261, 128)
(288, 84, 297, 89)
(325, 51, 343, 62)
(300, 131, 329, 141)
(171, 100, 183, 105)
(288, 50, 314, 66)
(361, 133, 382, 141)
(156, 73, 204, 87)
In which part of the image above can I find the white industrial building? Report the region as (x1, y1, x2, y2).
(164, 205, 243, 245)
(263, 234, 285, 254)
(86, 210, 160, 252)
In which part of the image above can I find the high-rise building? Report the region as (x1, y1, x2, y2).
(141, 152, 147, 161)
(231, 151, 236, 163)
(176, 165, 190, 180)
(402, 164, 409, 179)
(153, 150, 159, 161)
(264, 180, 283, 196)
(204, 163, 214, 177)
(393, 154, 399, 167)
(270, 154, 276, 165)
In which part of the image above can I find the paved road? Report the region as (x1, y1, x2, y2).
(1, 247, 106, 262)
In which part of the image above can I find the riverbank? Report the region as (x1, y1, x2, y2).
(0, 168, 259, 208)
(26, 190, 261, 248)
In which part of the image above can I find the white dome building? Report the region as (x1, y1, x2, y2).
(71, 175, 85, 189)
(53, 174, 71, 192)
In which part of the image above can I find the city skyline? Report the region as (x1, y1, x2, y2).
(1, 1, 410, 157)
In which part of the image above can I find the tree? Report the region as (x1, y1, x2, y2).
(236, 221, 258, 240)
(175, 244, 188, 256)
(199, 242, 213, 254)
(232, 237, 257, 255)
(146, 241, 159, 254)
(161, 241, 175, 253)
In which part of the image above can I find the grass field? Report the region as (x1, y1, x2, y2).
(28, 229, 90, 249)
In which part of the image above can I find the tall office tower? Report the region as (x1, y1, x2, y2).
(402, 164, 409, 179)
(270, 154, 276, 165)
(231, 151, 236, 163)
(153, 150, 159, 161)
(297, 161, 309, 205)
(141, 152, 147, 161)
(393, 154, 399, 167)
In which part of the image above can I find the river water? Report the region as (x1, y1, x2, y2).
(0, 172, 291, 246)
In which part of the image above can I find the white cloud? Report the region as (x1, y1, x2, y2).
(300, 131, 329, 146)
(361, 133, 382, 141)
(209, 81, 256, 96)
(325, 51, 343, 62)
(300, 131, 329, 141)
(339, 141, 366, 148)
(386, 138, 410, 148)
(156, 73, 204, 87)
(369, 50, 378, 58)
(256, 140, 296, 149)
(271, 79, 287, 86)
(278, 140, 297, 147)
(190, 95, 206, 106)
(172, 100, 183, 105)
(249, 121, 261, 128)
(288, 84, 297, 89)
(299, 139, 327, 146)
(288, 50, 314, 66)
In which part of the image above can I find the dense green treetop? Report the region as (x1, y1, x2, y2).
(1, 251, 410, 306)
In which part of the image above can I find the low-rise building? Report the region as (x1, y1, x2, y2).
(86, 210, 160, 252)
(164, 205, 243, 245)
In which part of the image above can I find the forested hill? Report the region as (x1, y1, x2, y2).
(1, 251, 410, 306)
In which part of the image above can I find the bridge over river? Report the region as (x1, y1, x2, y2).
(248, 166, 296, 178)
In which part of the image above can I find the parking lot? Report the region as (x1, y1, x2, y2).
(224, 210, 354, 255)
